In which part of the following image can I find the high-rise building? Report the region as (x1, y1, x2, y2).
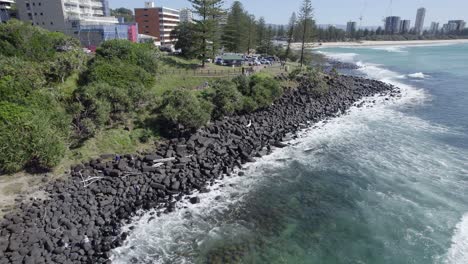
(179, 8, 193, 23)
(414, 7, 426, 35)
(385, 16, 401, 34)
(443, 22, 459, 33)
(400, 20, 411, 34)
(135, 2, 180, 46)
(430, 22, 439, 34)
(16, 0, 118, 34)
(346, 21, 357, 34)
(448, 20, 466, 31)
(0, 0, 15, 22)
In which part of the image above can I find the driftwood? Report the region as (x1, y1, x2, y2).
(152, 157, 176, 163)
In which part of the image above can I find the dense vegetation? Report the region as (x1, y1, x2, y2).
(0, 20, 290, 174)
(0, 20, 85, 173)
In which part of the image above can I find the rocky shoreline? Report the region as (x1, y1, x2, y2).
(0, 75, 399, 264)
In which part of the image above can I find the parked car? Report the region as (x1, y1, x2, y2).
(251, 60, 262, 66)
(260, 59, 271, 65)
(215, 58, 224, 65)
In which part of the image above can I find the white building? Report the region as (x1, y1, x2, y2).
(414, 7, 426, 35)
(179, 8, 193, 23)
(16, 0, 118, 35)
(0, 0, 15, 22)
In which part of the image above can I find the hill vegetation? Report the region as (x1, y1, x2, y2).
(0, 20, 292, 174)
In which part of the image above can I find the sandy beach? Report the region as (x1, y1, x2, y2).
(290, 39, 468, 49)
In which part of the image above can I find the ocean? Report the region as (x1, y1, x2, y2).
(111, 44, 468, 264)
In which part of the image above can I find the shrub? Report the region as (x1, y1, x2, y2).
(84, 59, 156, 89)
(207, 80, 244, 119)
(0, 56, 47, 91)
(96, 40, 160, 74)
(159, 88, 213, 130)
(0, 102, 66, 173)
(46, 50, 88, 83)
(241, 96, 258, 113)
(306, 68, 329, 97)
(232, 75, 250, 96)
(0, 20, 81, 62)
(249, 73, 283, 108)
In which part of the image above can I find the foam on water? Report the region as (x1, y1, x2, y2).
(445, 213, 468, 264)
(371, 46, 408, 53)
(317, 51, 358, 63)
(408, 72, 430, 79)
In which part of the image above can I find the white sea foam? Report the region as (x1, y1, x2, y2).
(371, 46, 408, 53)
(317, 51, 358, 63)
(408, 72, 429, 79)
(445, 213, 468, 264)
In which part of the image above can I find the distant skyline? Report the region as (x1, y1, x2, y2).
(110, 0, 468, 27)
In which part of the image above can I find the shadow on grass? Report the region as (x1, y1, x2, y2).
(161, 56, 200, 70)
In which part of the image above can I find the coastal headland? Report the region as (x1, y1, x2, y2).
(0, 74, 399, 263)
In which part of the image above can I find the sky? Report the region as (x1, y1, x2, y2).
(110, 0, 468, 27)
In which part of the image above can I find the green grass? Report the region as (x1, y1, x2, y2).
(56, 128, 156, 173)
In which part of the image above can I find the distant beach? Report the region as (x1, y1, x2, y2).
(290, 39, 468, 49)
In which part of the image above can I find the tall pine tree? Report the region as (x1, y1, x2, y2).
(189, 0, 224, 67)
(222, 1, 249, 53)
(299, 0, 314, 67)
(285, 12, 297, 61)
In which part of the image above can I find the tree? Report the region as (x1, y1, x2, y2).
(285, 12, 297, 61)
(111, 8, 134, 23)
(299, 0, 314, 67)
(189, 0, 224, 67)
(256, 17, 267, 47)
(210, 1, 225, 59)
(222, 1, 249, 53)
(246, 15, 257, 54)
(172, 22, 198, 58)
(277, 25, 286, 38)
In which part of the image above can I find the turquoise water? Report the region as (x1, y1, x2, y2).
(112, 44, 468, 264)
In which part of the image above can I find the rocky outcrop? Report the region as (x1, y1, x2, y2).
(0, 75, 399, 264)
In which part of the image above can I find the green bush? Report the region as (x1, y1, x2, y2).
(0, 102, 66, 173)
(159, 88, 213, 130)
(232, 75, 250, 96)
(0, 20, 81, 62)
(206, 80, 244, 119)
(0, 56, 47, 91)
(96, 40, 160, 74)
(306, 68, 329, 97)
(84, 59, 155, 89)
(249, 73, 283, 108)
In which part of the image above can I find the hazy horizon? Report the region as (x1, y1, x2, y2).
(110, 0, 468, 27)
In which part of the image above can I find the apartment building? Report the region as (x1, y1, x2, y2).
(0, 0, 15, 22)
(179, 8, 193, 23)
(135, 2, 180, 46)
(16, 0, 118, 34)
(385, 16, 401, 34)
(414, 7, 426, 35)
(400, 20, 411, 34)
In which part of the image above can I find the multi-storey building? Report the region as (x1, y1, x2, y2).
(400, 20, 411, 34)
(0, 0, 15, 22)
(447, 20, 466, 31)
(414, 7, 426, 35)
(179, 8, 193, 23)
(346, 21, 357, 35)
(430, 22, 439, 34)
(16, 0, 118, 34)
(135, 1, 180, 46)
(385, 16, 401, 34)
